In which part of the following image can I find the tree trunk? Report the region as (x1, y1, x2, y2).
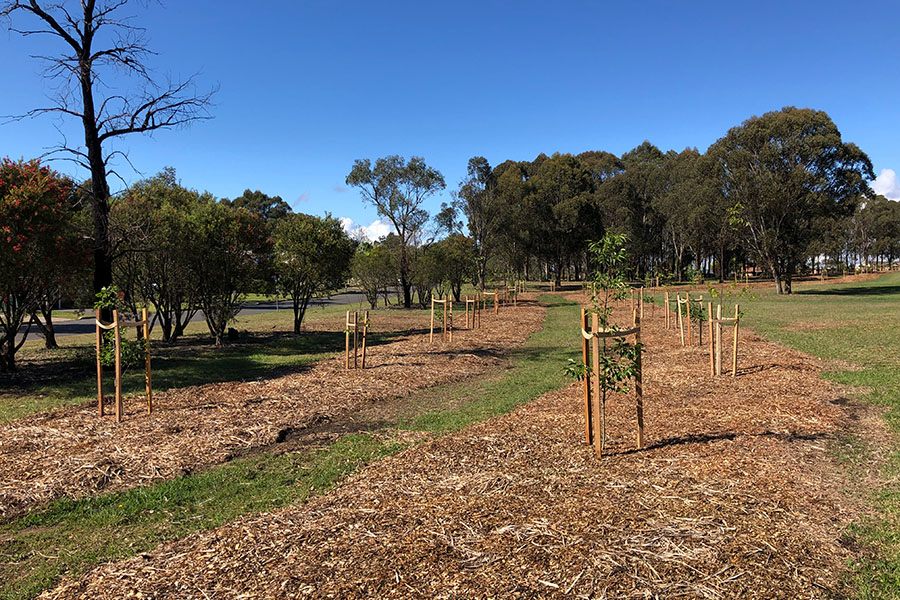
(31, 311, 59, 350)
(80, 54, 115, 321)
(772, 267, 784, 295)
(477, 256, 487, 291)
(1, 351, 14, 372)
(718, 246, 725, 283)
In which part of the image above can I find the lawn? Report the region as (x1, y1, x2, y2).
(738, 273, 900, 598)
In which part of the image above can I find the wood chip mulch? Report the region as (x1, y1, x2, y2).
(39, 296, 891, 599)
(0, 303, 546, 518)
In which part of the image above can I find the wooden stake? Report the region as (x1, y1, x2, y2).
(353, 311, 359, 368)
(465, 295, 470, 329)
(361, 311, 369, 369)
(732, 304, 739, 378)
(664, 291, 670, 329)
(429, 298, 435, 343)
(678, 295, 685, 346)
(345, 310, 351, 369)
(591, 312, 602, 458)
(708, 302, 715, 376)
(686, 292, 692, 346)
(639, 288, 644, 320)
(448, 301, 453, 343)
(634, 310, 644, 449)
(113, 309, 122, 423)
(494, 289, 499, 315)
(142, 307, 152, 414)
(716, 304, 723, 376)
(581, 308, 592, 445)
(95, 308, 104, 417)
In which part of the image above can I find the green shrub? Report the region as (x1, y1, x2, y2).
(98, 331, 146, 368)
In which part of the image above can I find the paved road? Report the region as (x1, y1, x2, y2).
(19, 291, 371, 342)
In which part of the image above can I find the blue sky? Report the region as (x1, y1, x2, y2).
(2, 0, 899, 237)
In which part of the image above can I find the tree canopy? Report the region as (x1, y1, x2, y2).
(709, 107, 873, 293)
(346, 155, 445, 307)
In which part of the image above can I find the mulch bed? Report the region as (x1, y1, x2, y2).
(0, 302, 546, 518)
(39, 294, 891, 599)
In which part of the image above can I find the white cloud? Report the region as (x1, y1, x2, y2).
(339, 217, 393, 242)
(872, 169, 900, 200)
(295, 190, 310, 203)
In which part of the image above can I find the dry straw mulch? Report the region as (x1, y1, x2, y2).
(0, 303, 545, 518)
(42, 295, 888, 599)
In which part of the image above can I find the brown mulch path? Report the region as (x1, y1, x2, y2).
(0, 303, 546, 518)
(40, 297, 889, 599)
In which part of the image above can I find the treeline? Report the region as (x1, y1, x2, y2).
(442, 106, 885, 294)
(347, 107, 890, 307)
(3, 106, 897, 371)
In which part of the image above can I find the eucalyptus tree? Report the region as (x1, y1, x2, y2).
(709, 107, 873, 293)
(525, 153, 598, 284)
(112, 168, 206, 343)
(455, 156, 501, 290)
(185, 201, 271, 346)
(1, 0, 214, 298)
(346, 155, 445, 308)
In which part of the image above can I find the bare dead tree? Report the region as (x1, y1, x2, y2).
(1, 0, 215, 296)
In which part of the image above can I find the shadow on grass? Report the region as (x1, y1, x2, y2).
(796, 285, 900, 297)
(0, 327, 412, 421)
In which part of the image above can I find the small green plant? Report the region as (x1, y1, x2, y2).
(568, 232, 643, 451)
(93, 286, 146, 368)
(98, 331, 146, 368)
(93, 285, 123, 312)
(564, 358, 588, 381)
(685, 265, 703, 284)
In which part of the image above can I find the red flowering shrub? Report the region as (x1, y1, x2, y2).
(0, 158, 86, 370)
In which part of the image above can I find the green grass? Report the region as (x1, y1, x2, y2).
(654, 273, 900, 599)
(0, 434, 404, 600)
(0, 332, 344, 422)
(1, 301, 408, 422)
(0, 295, 581, 599)
(400, 294, 580, 431)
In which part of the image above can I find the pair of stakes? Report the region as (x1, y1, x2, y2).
(663, 291, 741, 377)
(345, 310, 369, 369)
(580, 307, 644, 459)
(429, 297, 453, 343)
(95, 308, 153, 423)
(464, 295, 482, 329)
(708, 303, 740, 377)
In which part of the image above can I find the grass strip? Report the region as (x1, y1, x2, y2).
(400, 294, 579, 431)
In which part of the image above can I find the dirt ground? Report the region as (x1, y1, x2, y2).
(0, 302, 545, 518)
(39, 294, 891, 599)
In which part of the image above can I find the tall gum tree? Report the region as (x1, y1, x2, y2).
(346, 155, 445, 308)
(709, 107, 873, 294)
(1, 0, 215, 297)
